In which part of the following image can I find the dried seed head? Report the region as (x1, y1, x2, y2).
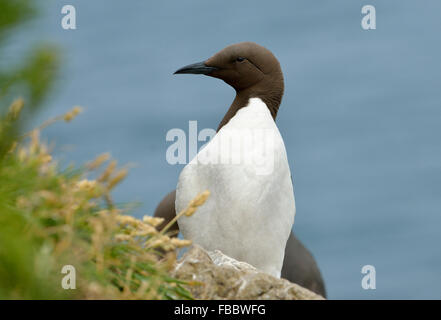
(184, 206, 197, 217)
(18, 148, 27, 162)
(107, 168, 128, 190)
(72, 106, 82, 116)
(76, 179, 97, 192)
(115, 234, 132, 242)
(30, 130, 40, 154)
(98, 160, 117, 182)
(64, 106, 83, 122)
(149, 235, 172, 248)
(142, 216, 164, 227)
(8, 141, 18, 154)
(8, 98, 24, 119)
(132, 224, 157, 236)
(87, 153, 110, 170)
(192, 190, 210, 207)
(64, 113, 73, 122)
(170, 238, 192, 248)
(40, 154, 52, 164)
(116, 215, 140, 227)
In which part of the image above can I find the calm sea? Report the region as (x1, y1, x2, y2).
(7, 0, 441, 299)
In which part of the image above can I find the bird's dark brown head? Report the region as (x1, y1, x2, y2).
(174, 42, 285, 128)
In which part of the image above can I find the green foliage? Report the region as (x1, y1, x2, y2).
(0, 0, 59, 140)
(0, 127, 195, 299)
(0, 0, 34, 35)
(0, 151, 70, 299)
(0, 0, 197, 300)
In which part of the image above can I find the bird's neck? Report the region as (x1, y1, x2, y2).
(216, 88, 282, 132)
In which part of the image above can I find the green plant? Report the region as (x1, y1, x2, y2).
(0, 103, 209, 299)
(0, 0, 208, 300)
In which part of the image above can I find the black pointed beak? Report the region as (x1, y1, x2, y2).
(173, 61, 218, 75)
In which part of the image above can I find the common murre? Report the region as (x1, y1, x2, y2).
(173, 42, 295, 278)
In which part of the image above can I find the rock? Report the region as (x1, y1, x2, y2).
(172, 245, 325, 300)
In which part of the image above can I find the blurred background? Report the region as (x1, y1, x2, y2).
(5, 0, 441, 299)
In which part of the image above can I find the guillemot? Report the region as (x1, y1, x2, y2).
(174, 42, 295, 278)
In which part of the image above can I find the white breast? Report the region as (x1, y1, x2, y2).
(176, 98, 295, 277)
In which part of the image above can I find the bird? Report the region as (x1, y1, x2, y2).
(154, 190, 327, 297)
(173, 42, 295, 278)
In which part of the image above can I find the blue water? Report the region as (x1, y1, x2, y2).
(8, 1, 441, 299)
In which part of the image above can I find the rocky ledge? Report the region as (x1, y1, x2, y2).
(172, 245, 325, 300)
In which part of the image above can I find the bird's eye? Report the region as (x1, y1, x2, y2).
(236, 57, 245, 62)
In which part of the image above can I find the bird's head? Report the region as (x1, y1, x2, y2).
(174, 42, 284, 94)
